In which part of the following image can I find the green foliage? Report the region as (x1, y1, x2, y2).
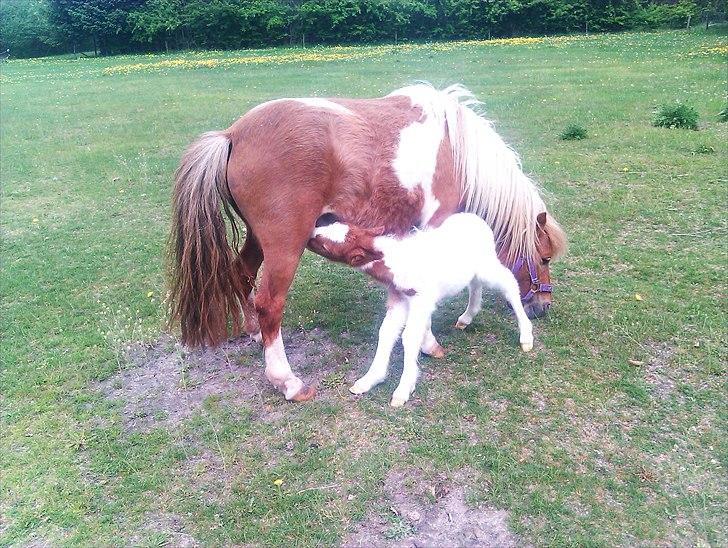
(560, 123, 588, 140)
(694, 144, 715, 153)
(719, 106, 728, 122)
(2, 0, 726, 58)
(653, 102, 700, 130)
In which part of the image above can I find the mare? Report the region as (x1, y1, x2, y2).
(310, 213, 535, 407)
(168, 84, 567, 402)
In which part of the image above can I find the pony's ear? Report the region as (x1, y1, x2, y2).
(370, 225, 386, 236)
(537, 212, 547, 227)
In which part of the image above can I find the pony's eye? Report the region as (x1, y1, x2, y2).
(542, 257, 552, 265)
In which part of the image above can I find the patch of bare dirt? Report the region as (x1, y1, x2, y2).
(343, 467, 523, 548)
(132, 512, 199, 547)
(643, 340, 677, 400)
(98, 328, 368, 432)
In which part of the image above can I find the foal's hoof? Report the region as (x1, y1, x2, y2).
(422, 344, 445, 360)
(521, 342, 533, 352)
(428, 344, 446, 359)
(455, 320, 468, 330)
(390, 397, 406, 408)
(290, 384, 316, 402)
(349, 381, 368, 395)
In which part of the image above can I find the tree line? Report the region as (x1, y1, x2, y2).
(1, 0, 725, 58)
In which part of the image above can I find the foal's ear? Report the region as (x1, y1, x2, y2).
(370, 225, 386, 237)
(536, 212, 547, 227)
(349, 252, 366, 267)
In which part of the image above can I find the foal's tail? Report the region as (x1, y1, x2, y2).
(167, 131, 247, 347)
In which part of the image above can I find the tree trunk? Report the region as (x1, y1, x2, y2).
(686, 14, 691, 29)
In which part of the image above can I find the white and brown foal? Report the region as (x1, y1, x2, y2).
(310, 213, 534, 407)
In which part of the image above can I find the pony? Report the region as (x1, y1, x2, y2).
(310, 213, 534, 407)
(168, 84, 566, 402)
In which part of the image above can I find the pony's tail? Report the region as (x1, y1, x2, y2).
(167, 131, 246, 347)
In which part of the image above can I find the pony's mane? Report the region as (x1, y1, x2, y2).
(400, 83, 549, 262)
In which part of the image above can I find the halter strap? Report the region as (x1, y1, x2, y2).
(511, 256, 553, 303)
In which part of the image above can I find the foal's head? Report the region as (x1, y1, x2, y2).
(309, 219, 384, 268)
(508, 212, 567, 319)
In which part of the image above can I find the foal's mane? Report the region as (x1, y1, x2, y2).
(404, 84, 565, 262)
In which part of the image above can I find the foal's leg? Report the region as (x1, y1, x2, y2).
(455, 278, 483, 329)
(255, 248, 315, 401)
(478, 263, 534, 352)
(350, 292, 408, 395)
(391, 298, 435, 407)
(420, 317, 445, 358)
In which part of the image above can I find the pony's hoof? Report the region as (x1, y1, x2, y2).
(290, 384, 316, 402)
(428, 344, 445, 359)
(390, 397, 406, 408)
(521, 342, 533, 352)
(455, 320, 468, 330)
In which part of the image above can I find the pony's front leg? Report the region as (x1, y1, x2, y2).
(455, 279, 483, 329)
(350, 293, 408, 395)
(255, 251, 315, 401)
(391, 298, 435, 407)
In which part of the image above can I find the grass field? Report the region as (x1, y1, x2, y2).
(2, 29, 727, 546)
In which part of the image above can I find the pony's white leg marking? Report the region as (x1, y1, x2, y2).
(479, 264, 534, 352)
(420, 317, 444, 358)
(391, 299, 434, 407)
(350, 299, 408, 395)
(456, 279, 483, 329)
(264, 331, 304, 399)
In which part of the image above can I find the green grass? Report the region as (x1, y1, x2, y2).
(2, 29, 727, 546)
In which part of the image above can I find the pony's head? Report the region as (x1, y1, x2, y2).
(309, 219, 384, 268)
(508, 212, 567, 318)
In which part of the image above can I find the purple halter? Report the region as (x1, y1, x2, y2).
(511, 256, 553, 303)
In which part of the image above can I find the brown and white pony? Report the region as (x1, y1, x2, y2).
(168, 84, 566, 402)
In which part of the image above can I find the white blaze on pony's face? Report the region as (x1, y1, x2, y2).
(388, 86, 445, 226)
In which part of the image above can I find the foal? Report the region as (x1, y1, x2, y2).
(309, 213, 534, 407)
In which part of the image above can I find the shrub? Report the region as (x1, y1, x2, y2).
(694, 144, 715, 154)
(719, 107, 728, 123)
(653, 102, 699, 130)
(560, 123, 588, 140)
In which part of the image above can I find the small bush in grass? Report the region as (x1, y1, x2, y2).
(560, 123, 587, 140)
(652, 102, 698, 130)
(719, 107, 728, 123)
(694, 144, 715, 154)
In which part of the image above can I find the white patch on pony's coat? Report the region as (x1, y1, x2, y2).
(389, 87, 445, 226)
(294, 98, 352, 114)
(389, 83, 548, 260)
(313, 222, 349, 243)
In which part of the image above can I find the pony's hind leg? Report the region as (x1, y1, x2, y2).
(455, 279, 483, 329)
(351, 292, 408, 395)
(255, 248, 315, 401)
(478, 264, 533, 352)
(238, 226, 264, 341)
(420, 317, 445, 358)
